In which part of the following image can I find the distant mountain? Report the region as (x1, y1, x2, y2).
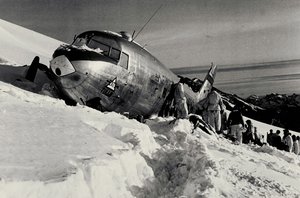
(216, 90, 300, 133)
(245, 93, 300, 132)
(214, 88, 300, 132)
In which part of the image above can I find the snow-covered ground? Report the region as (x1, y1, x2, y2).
(0, 79, 299, 198)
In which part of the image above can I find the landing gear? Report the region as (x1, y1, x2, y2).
(25, 56, 39, 82)
(25, 56, 49, 82)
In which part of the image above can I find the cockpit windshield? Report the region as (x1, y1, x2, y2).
(72, 34, 121, 62)
(71, 32, 129, 69)
(88, 38, 110, 56)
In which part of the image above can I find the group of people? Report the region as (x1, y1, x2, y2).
(198, 90, 251, 145)
(267, 129, 300, 154)
(219, 106, 264, 146)
(162, 80, 300, 154)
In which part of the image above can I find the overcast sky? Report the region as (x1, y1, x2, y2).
(1, 0, 300, 68)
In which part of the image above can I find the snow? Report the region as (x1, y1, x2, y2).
(0, 81, 157, 198)
(0, 18, 300, 198)
(0, 19, 63, 65)
(0, 80, 299, 198)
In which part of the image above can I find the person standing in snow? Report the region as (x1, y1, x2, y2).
(297, 136, 300, 155)
(267, 129, 274, 146)
(292, 135, 299, 155)
(243, 120, 255, 144)
(173, 81, 188, 119)
(253, 127, 263, 146)
(227, 105, 245, 144)
(204, 90, 224, 133)
(261, 135, 266, 145)
(195, 98, 208, 123)
(220, 104, 228, 134)
(282, 129, 293, 152)
(273, 130, 282, 149)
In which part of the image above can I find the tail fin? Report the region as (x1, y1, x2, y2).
(196, 63, 217, 102)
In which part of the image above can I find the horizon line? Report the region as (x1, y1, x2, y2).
(171, 59, 300, 75)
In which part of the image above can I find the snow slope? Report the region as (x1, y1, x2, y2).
(0, 80, 299, 198)
(0, 19, 63, 65)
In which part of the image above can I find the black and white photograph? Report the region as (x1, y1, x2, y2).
(0, 0, 300, 197)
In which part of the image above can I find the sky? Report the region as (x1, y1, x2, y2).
(0, 0, 300, 68)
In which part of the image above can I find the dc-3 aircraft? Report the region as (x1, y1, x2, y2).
(23, 30, 217, 120)
(24, 30, 217, 119)
(0, 19, 217, 119)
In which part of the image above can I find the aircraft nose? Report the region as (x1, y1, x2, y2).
(50, 55, 75, 76)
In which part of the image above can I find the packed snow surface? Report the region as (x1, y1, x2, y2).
(0, 80, 300, 198)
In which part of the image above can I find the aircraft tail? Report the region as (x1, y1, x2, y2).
(196, 63, 217, 103)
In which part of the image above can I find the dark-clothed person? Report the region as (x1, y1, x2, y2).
(267, 129, 274, 146)
(292, 135, 299, 155)
(243, 120, 255, 144)
(253, 127, 263, 146)
(272, 130, 282, 149)
(227, 106, 245, 144)
(297, 137, 300, 155)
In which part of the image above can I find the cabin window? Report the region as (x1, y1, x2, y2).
(110, 48, 121, 61)
(119, 52, 129, 69)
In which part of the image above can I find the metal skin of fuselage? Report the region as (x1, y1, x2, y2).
(48, 31, 214, 118)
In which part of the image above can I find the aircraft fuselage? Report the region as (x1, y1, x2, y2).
(49, 31, 179, 117)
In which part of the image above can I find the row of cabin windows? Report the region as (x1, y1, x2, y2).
(87, 38, 129, 69)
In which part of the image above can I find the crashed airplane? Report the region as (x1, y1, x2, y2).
(0, 19, 217, 119)
(27, 30, 217, 119)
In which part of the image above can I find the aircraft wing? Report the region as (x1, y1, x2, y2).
(195, 63, 217, 103)
(0, 19, 64, 66)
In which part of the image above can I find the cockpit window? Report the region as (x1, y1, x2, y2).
(88, 38, 110, 56)
(72, 33, 129, 69)
(87, 36, 122, 62)
(72, 37, 87, 47)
